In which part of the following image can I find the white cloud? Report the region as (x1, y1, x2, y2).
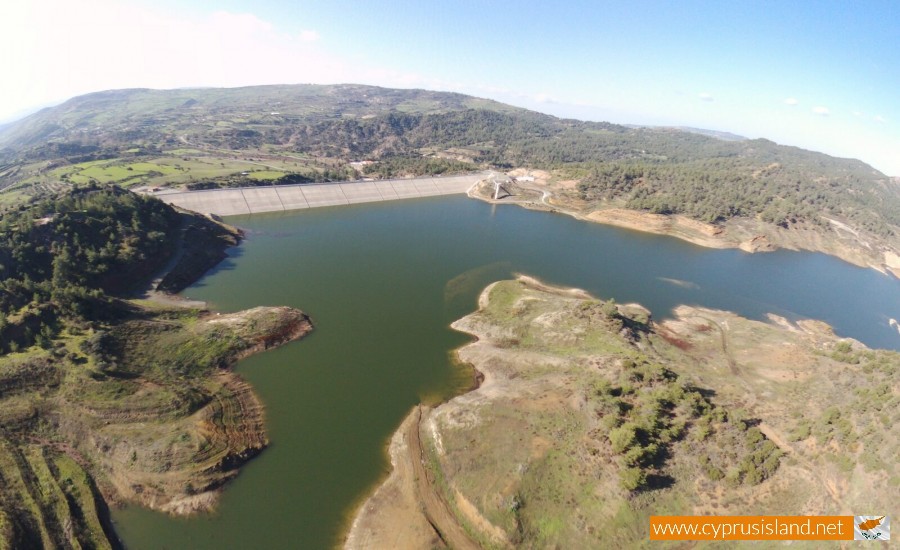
(0, 1, 342, 121)
(852, 111, 863, 117)
(698, 92, 714, 102)
(299, 30, 320, 42)
(533, 93, 558, 104)
(812, 106, 830, 116)
(209, 11, 273, 34)
(783, 97, 798, 106)
(874, 115, 886, 123)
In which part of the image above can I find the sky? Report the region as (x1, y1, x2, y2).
(2, 0, 898, 175)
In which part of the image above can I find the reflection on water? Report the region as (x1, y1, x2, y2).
(656, 277, 700, 290)
(444, 261, 514, 306)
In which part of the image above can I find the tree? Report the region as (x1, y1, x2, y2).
(52, 245, 75, 289)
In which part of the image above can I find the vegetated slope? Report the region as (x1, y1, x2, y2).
(0, 185, 241, 351)
(350, 278, 899, 548)
(0, 187, 313, 548)
(1, 84, 897, 244)
(0, 84, 517, 160)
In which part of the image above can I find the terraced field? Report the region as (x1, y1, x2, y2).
(0, 306, 313, 548)
(0, 437, 114, 549)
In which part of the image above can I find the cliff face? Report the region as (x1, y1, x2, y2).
(0, 306, 313, 548)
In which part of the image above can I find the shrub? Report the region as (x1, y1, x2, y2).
(620, 467, 647, 491)
(609, 423, 638, 454)
(789, 420, 811, 441)
(705, 464, 725, 481)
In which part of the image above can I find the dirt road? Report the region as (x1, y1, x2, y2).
(408, 406, 482, 550)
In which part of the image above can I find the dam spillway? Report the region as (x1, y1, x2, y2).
(152, 172, 489, 216)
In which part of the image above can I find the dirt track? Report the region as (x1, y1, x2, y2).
(344, 405, 481, 550)
(407, 406, 481, 550)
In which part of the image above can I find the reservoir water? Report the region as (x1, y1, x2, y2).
(112, 196, 900, 548)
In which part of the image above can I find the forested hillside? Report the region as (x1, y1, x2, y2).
(0, 187, 178, 351)
(0, 185, 238, 352)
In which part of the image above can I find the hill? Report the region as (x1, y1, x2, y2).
(0, 85, 520, 153)
(1, 84, 898, 270)
(671, 126, 747, 141)
(0, 187, 313, 547)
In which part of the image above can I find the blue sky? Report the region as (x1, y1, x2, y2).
(3, 0, 898, 174)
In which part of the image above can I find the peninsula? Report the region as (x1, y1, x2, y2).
(0, 186, 312, 547)
(468, 170, 900, 278)
(2, 84, 898, 548)
(348, 277, 898, 548)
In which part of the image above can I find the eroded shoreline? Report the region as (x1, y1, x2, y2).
(467, 175, 900, 279)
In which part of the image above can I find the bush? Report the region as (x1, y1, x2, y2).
(705, 464, 725, 481)
(600, 300, 618, 318)
(609, 423, 638, 454)
(592, 378, 614, 397)
(620, 467, 647, 491)
(623, 443, 660, 468)
(789, 420, 811, 441)
(744, 427, 764, 446)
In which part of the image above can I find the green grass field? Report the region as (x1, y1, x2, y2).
(1, 143, 328, 210)
(34, 159, 182, 187)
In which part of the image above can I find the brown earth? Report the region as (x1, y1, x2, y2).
(58, 307, 312, 513)
(345, 405, 481, 550)
(344, 407, 445, 550)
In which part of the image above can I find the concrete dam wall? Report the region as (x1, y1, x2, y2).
(154, 173, 488, 216)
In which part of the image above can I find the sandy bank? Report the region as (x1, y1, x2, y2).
(347, 278, 576, 549)
(345, 281, 516, 550)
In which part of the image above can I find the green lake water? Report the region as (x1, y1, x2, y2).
(112, 196, 900, 549)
